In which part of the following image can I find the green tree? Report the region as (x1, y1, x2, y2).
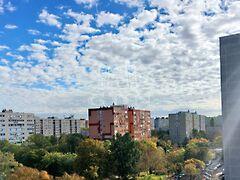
(74, 138, 108, 179)
(192, 129, 207, 139)
(14, 148, 47, 169)
(157, 139, 173, 152)
(25, 134, 51, 149)
(167, 148, 185, 175)
(183, 158, 205, 179)
(110, 133, 141, 179)
(58, 134, 85, 153)
(137, 139, 167, 175)
(185, 138, 211, 162)
(41, 152, 77, 177)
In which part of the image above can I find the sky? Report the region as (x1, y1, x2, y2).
(0, 0, 239, 118)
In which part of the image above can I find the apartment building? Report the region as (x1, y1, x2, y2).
(0, 109, 35, 144)
(89, 105, 151, 141)
(205, 115, 222, 140)
(169, 111, 206, 144)
(220, 33, 240, 179)
(35, 116, 88, 137)
(154, 117, 169, 132)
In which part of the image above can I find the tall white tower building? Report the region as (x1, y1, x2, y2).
(220, 33, 240, 179)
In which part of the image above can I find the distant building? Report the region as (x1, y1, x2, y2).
(154, 117, 169, 131)
(205, 115, 222, 140)
(35, 116, 88, 137)
(169, 111, 206, 144)
(150, 118, 155, 130)
(0, 109, 35, 144)
(89, 105, 151, 141)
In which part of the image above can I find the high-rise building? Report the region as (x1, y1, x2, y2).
(89, 105, 151, 141)
(205, 116, 222, 140)
(169, 111, 206, 144)
(154, 117, 169, 132)
(0, 109, 35, 144)
(35, 116, 88, 137)
(220, 33, 240, 179)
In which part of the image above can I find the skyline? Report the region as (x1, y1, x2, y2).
(0, 0, 239, 118)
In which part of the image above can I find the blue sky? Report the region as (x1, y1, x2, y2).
(0, 0, 239, 118)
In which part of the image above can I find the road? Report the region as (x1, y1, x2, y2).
(203, 148, 224, 180)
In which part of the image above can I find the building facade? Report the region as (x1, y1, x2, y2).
(0, 109, 35, 144)
(169, 111, 206, 144)
(89, 105, 151, 141)
(35, 116, 88, 137)
(220, 34, 240, 179)
(205, 116, 222, 140)
(154, 117, 169, 132)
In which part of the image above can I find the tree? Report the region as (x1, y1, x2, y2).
(41, 152, 77, 177)
(14, 148, 47, 169)
(0, 151, 20, 179)
(7, 166, 52, 180)
(167, 148, 185, 175)
(25, 134, 51, 149)
(58, 134, 85, 153)
(157, 139, 173, 152)
(137, 139, 167, 175)
(185, 138, 212, 162)
(192, 129, 207, 139)
(74, 138, 108, 179)
(183, 158, 205, 179)
(110, 133, 141, 179)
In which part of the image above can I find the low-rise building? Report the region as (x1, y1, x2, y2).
(0, 109, 35, 144)
(169, 111, 206, 144)
(89, 104, 151, 141)
(35, 116, 88, 137)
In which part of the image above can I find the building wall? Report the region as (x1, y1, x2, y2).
(169, 111, 206, 144)
(35, 117, 88, 137)
(154, 117, 169, 131)
(89, 105, 151, 141)
(220, 34, 240, 180)
(0, 110, 35, 144)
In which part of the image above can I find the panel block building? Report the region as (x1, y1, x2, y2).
(35, 116, 88, 137)
(89, 105, 151, 141)
(0, 109, 35, 144)
(169, 111, 206, 144)
(154, 117, 169, 132)
(220, 33, 240, 180)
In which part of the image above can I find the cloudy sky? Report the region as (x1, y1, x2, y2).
(0, 0, 239, 118)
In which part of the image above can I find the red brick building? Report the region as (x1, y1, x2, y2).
(89, 105, 151, 141)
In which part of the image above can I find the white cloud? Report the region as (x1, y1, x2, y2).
(6, 52, 23, 60)
(3, 0, 240, 116)
(66, 9, 93, 24)
(4, 24, 18, 29)
(5, 2, 16, 12)
(0, 45, 9, 51)
(75, 0, 97, 8)
(18, 43, 48, 62)
(38, 9, 62, 28)
(0, 0, 3, 14)
(0, 0, 16, 14)
(114, 0, 144, 7)
(28, 29, 41, 35)
(96, 11, 123, 27)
